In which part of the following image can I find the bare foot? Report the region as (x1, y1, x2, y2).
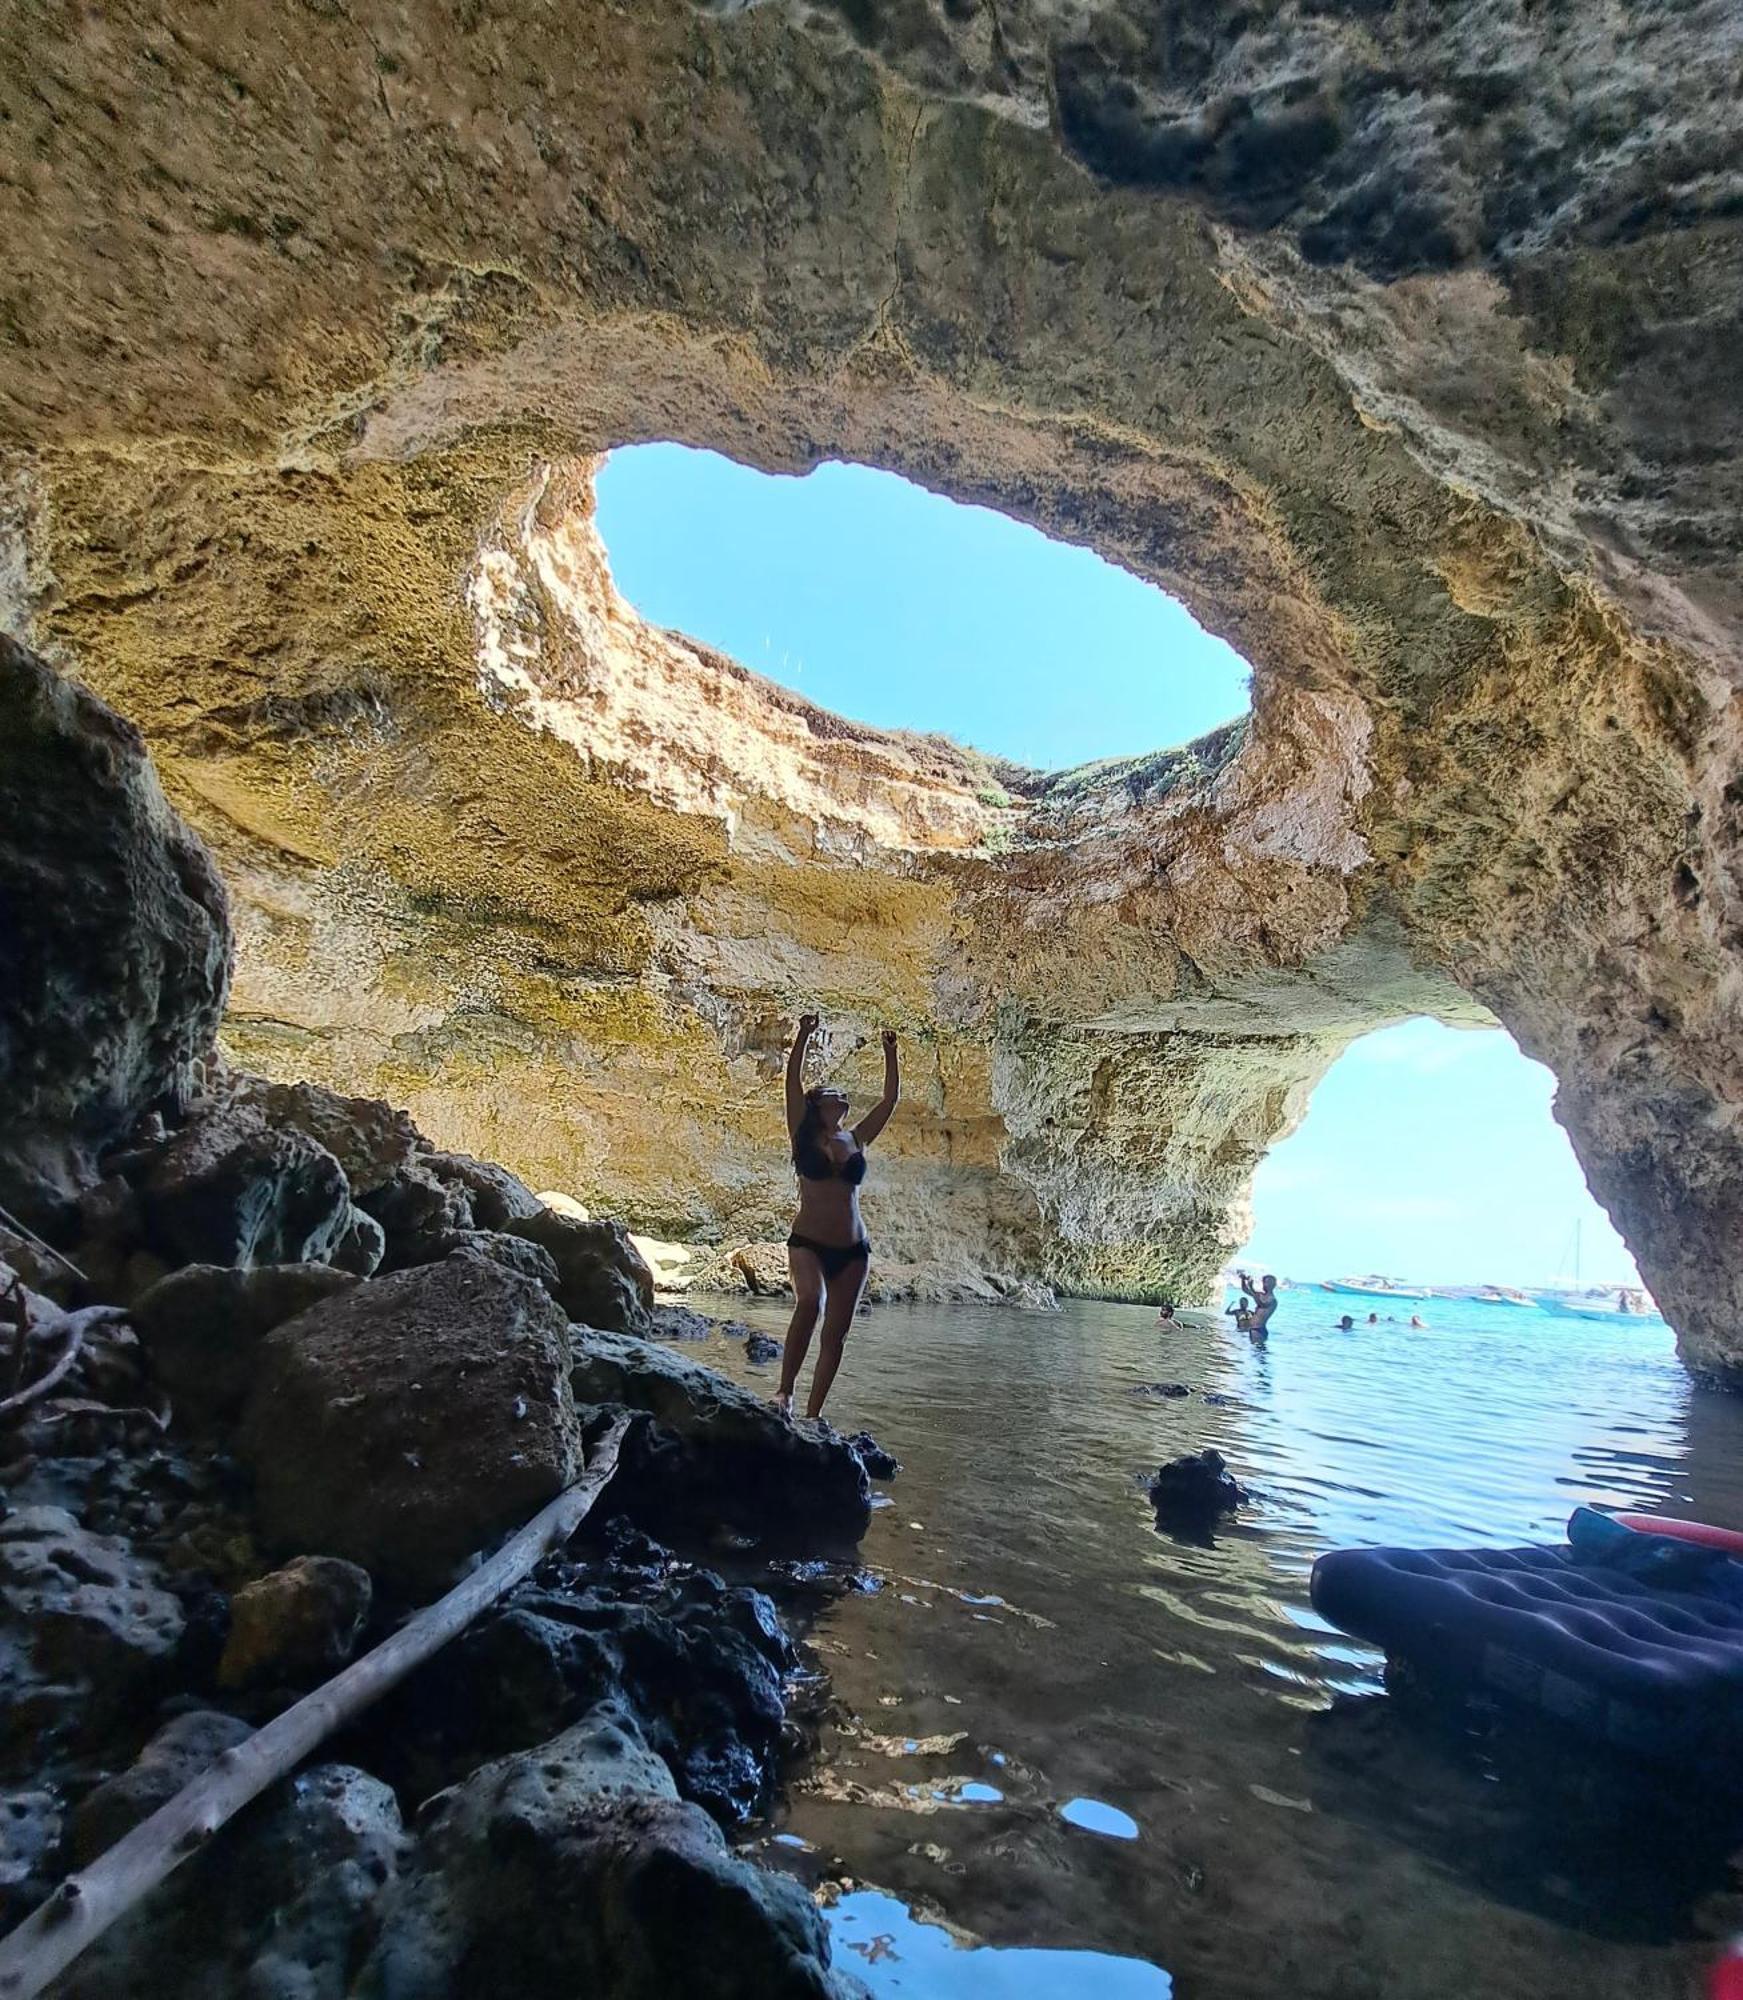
(771, 1390, 794, 1419)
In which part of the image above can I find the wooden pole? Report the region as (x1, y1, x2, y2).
(0, 1411, 633, 2000)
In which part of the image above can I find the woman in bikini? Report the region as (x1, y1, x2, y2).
(775, 1012, 900, 1420)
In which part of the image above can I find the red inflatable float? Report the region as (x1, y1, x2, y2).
(1616, 1513, 1743, 1558)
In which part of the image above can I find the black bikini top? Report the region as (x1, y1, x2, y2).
(795, 1140, 868, 1185)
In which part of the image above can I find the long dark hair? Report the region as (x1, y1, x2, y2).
(792, 1086, 831, 1176)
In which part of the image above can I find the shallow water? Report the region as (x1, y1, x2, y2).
(688, 1292, 1743, 1999)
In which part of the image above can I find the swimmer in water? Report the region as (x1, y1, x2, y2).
(1367, 1312, 1379, 1324)
(1337, 1314, 1355, 1331)
(1156, 1301, 1178, 1326)
(1409, 1313, 1426, 1328)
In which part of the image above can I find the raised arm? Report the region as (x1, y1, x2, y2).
(786, 1012, 818, 1139)
(853, 1030, 901, 1148)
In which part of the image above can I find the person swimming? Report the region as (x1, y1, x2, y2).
(775, 1012, 900, 1422)
(1409, 1313, 1426, 1328)
(1156, 1301, 1178, 1326)
(1367, 1312, 1379, 1324)
(1337, 1314, 1355, 1331)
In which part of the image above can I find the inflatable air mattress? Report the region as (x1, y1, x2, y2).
(1310, 1540, 1743, 1763)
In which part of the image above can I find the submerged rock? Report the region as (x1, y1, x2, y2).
(1147, 1449, 1248, 1532)
(744, 1329, 782, 1364)
(507, 1210, 654, 1333)
(650, 1302, 715, 1343)
(354, 1704, 858, 2000)
(570, 1330, 870, 1547)
(1131, 1381, 1192, 1400)
(0, 637, 229, 1219)
(241, 1248, 581, 1594)
(133, 1260, 358, 1420)
(219, 1554, 373, 1690)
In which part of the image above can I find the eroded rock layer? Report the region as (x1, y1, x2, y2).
(1, 1, 1739, 1365)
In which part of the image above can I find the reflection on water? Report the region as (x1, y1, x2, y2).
(697, 1294, 1743, 1998)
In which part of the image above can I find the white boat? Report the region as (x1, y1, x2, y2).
(1320, 1277, 1433, 1302)
(1535, 1291, 1663, 1325)
(1472, 1286, 1536, 1308)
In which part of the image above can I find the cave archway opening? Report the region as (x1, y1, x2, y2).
(593, 442, 1253, 775)
(1238, 1017, 1649, 1304)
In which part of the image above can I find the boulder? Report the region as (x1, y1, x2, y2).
(355, 1705, 859, 2000)
(841, 1429, 900, 1481)
(0, 637, 229, 1219)
(649, 1302, 714, 1343)
(70, 1709, 252, 1863)
(685, 1242, 792, 1297)
(58, 1761, 405, 2000)
(570, 1331, 869, 1547)
(219, 1555, 374, 1690)
(133, 1261, 358, 1419)
(0, 1788, 61, 1928)
(331, 1204, 387, 1276)
(0, 1506, 184, 1737)
(1147, 1448, 1248, 1533)
(234, 1076, 424, 1197)
(423, 1152, 542, 1231)
(434, 1229, 561, 1294)
(743, 1329, 781, 1364)
(142, 1102, 354, 1270)
(240, 1249, 583, 1594)
(358, 1163, 474, 1272)
(506, 1211, 654, 1334)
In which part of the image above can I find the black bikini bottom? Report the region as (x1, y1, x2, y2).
(787, 1232, 871, 1281)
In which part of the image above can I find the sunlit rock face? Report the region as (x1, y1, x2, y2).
(1, 1, 1739, 1360)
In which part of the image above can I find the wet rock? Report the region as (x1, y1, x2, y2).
(241, 1248, 582, 1594)
(1147, 1449, 1248, 1531)
(0, 636, 229, 1220)
(841, 1429, 900, 1481)
(571, 1330, 870, 1547)
(506, 1210, 654, 1334)
(219, 1555, 373, 1690)
(58, 1761, 405, 2000)
(142, 1101, 354, 1270)
(744, 1329, 781, 1364)
(1131, 1381, 1192, 1399)
(650, 1302, 714, 1342)
(133, 1261, 358, 1420)
(433, 1228, 561, 1294)
(0, 1505, 184, 1737)
(70, 1709, 252, 1862)
(358, 1162, 474, 1272)
(395, 1559, 795, 1824)
(424, 1152, 543, 1231)
(355, 1704, 858, 2000)
(0, 1788, 61, 1926)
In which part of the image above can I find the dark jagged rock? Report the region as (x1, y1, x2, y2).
(1147, 1449, 1248, 1532)
(356, 1161, 474, 1273)
(330, 1204, 387, 1277)
(0, 1787, 60, 1927)
(219, 1555, 373, 1690)
(841, 1430, 900, 1481)
(133, 1261, 358, 1420)
(434, 1228, 561, 1295)
(241, 1248, 581, 1593)
(507, 1210, 654, 1334)
(354, 1704, 859, 2000)
(0, 637, 229, 1221)
(570, 1330, 870, 1548)
(57, 1761, 406, 2000)
(70, 1709, 252, 1863)
(389, 1556, 795, 1825)
(0, 1505, 184, 1741)
(1131, 1381, 1193, 1400)
(141, 1102, 355, 1271)
(650, 1302, 715, 1343)
(424, 1152, 543, 1231)
(233, 1076, 423, 1198)
(744, 1329, 782, 1364)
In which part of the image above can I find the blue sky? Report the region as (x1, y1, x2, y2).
(596, 446, 1641, 1293)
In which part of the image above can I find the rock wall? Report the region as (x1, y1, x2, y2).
(1, 1, 1740, 1363)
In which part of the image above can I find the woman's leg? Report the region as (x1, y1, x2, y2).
(776, 1247, 824, 1414)
(805, 1254, 869, 1420)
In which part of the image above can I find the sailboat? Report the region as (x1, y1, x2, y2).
(1532, 1219, 1664, 1323)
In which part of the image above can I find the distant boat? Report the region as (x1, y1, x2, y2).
(1536, 1291, 1664, 1326)
(1320, 1277, 1433, 1301)
(1473, 1286, 1536, 1308)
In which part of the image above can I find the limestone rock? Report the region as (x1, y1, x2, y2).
(0, 637, 229, 1218)
(535, 1190, 590, 1220)
(219, 1555, 374, 1690)
(571, 1330, 870, 1547)
(57, 1761, 406, 2000)
(241, 1249, 582, 1594)
(355, 1705, 859, 2000)
(133, 1260, 358, 1420)
(506, 1210, 654, 1334)
(142, 1102, 354, 1271)
(0, 1506, 183, 1735)
(70, 1709, 252, 1863)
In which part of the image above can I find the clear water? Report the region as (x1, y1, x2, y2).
(678, 1291, 1743, 1999)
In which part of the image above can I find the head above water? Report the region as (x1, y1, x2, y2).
(1338, 1315, 1354, 1330)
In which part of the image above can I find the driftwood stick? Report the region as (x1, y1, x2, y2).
(0, 1307, 123, 1421)
(0, 1202, 87, 1285)
(0, 1411, 633, 2000)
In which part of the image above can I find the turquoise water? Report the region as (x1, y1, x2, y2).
(689, 1291, 1743, 2000)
